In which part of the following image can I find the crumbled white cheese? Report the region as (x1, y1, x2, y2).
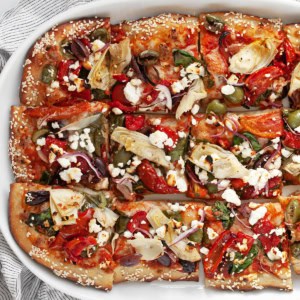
(227, 74, 239, 85)
(221, 84, 235, 95)
(178, 131, 186, 138)
(51, 122, 60, 129)
(185, 62, 204, 76)
(97, 230, 110, 246)
(59, 167, 83, 183)
(270, 227, 285, 236)
(124, 80, 143, 105)
(267, 247, 283, 261)
(108, 164, 121, 177)
(123, 230, 133, 238)
(92, 39, 106, 52)
(149, 130, 168, 149)
(191, 220, 203, 228)
(166, 170, 188, 192)
(168, 202, 186, 212)
(221, 188, 241, 206)
(207, 227, 219, 240)
(57, 157, 71, 168)
(36, 137, 46, 146)
(292, 155, 300, 163)
(134, 232, 145, 239)
(191, 104, 200, 115)
(112, 108, 123, 115)
(156, 225, 166, 239)
(218, 180, 230, 191)
(294, 126, 300, 133)
(205, 115, 217, 125)
(191, 117, 197, 125)
(200, 247, 209, 255)
(89, 219, 102, 233)
(50, 81, 60, 89)
(282, 148, 292, 158)
(171, 80, 185, 94)
(249, 206, 267, 225)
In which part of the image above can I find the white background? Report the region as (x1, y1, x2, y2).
(0, 0, 19, 15)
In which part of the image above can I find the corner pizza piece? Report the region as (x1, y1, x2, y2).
(111, 200, 204, 283)
(109, 113, 190, 200)
(199, 12, 287, 109)
(202, 201, 292, 290)
(110, 14, 205, 118)
(186, 109, 283, 200)
(21, 18, 110, 106)
(9, 183, 117, 291)
(281, 109, 300, 184)
(10, 102, 110, 189)
(284, 24, 300, 108)
(279, 194, 300, 274)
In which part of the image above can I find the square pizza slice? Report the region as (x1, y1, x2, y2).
(21, 17, 110, 106)
(111, 200, 204, 283)
(10, 101, 110, 190)
(186, 109, 283, 200)
(9, 183, 116, 291)
(279, 194, 300, 274)
(284, 24, 300, 108)
(109, 113, 190, 200)
(110, 14, 205, 118)
(202, 201, 292, 290)
(281, 109, 300, 184)
(199, 12, 286, 109)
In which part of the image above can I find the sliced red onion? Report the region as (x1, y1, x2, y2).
(264, 143, 281, 170)
(37, 149, 49, 163)
(169, 227, 199, 246)
(114, 177, 136, 201)
(230, 208, 251, 229)
(95, 42, 110, 53)
(94, 157, 108, 177)
(61, 152, 102, 178)
(185, 164, 202, 184)
(133, 228, 152, 238)
(210, 125, 225, 138)
(119, 254, 142, 267)
(155, 84, 172, 110)
(199, 209, 205, 223)
(221, 74, 245, 87)
(224, 117, 238, 134)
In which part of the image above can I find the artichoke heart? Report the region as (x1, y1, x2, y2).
(189, 142, 249, 179)
(176, 78, 207, 119)
(289, 62, 300, 97)
(128, 238, 164, 261)
(111, 127, 173, 169)
(109, 38, 132, 87)
(88, 48, 110, 90)
(229, 38, 279, 74)
(146, 207, 170, 229)
(283, 156, 300, 177)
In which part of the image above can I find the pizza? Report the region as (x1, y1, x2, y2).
(199, 12, 287, 109)
(20, 18, 111, 106)
(110, 14, 203, 118)
(202, 201, 292, 290)
(109, 113, 190, 200)
(187, 109, 283, 200)
(9, 182, 204, 288)
(10, 101, 110, 189)
(279, 194, 300, 274)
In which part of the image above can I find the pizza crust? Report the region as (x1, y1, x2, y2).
(20, 17, 110, 106)
(9, 183, 114, 290)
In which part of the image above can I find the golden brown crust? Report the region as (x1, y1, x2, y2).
(9, 183, 114, 290)
(20, 17, 110, 106)
(205, 270, 293, 291)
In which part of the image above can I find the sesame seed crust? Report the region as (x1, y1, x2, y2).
(20, 17, 110, 107)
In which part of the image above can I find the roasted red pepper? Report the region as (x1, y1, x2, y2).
(230, 178, 247, 190)
(154, 125, 179, 151)
(111, 83, 129, 104)
(113, 74, 129, 83)
(41, 137, 68, 157)
(137, 160, 178, 194)
(71, 89, 92, 101)
(126, 211, 150, 233)
(110, 100, 137, 113)
(283, 130, 300, 149)
(57, 60, 77, 82)
(125, 115, 145, 131)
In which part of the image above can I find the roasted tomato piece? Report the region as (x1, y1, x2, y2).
(125, 115, 145, 131)
(126, 211, 150, 233)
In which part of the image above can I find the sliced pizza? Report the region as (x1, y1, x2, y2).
(109, 113, 190, 200)
(9, 183, 116, 290)
(110, 14, 204, 118)
(199, 12, 286, 109)
(281, 109, 300, 184)
(187, 109, 283, 200)
(283, 24, 300, 108)
(10, 101, 110, 189)
(111, 200, 204, 283)
(20, 18, 110, 106)
(202, 201, 292, 290)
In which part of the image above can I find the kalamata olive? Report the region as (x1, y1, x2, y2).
(224, 86, 244, 104)
(287, 110, 300, 129)
(206, 99, 227, 115)
(60, 39, 75, 59)
(90, 28, 109, 43)
(32, 129, 49, 143)
(291, 242, 300, 258)
(115, 216, 130, 234)
(113, 148, 133, 167)
(119, 254, 142, 267)
(285, 199, 300, 224)
(25, 191, 50, 206)
(137, 50, 159, 66)
(179, 259, 196, 273)
(71, 39, 90, 61)
(291, 89, 300, 109)
(94, 157, 108, 177)
(205, 14, 225, 33)
(173, 49, 197, 68)
(253, 152, 272, 169)
(41, 65, 57, 84)
(157, 254, 171, 267)
(188, 229, 203, 243)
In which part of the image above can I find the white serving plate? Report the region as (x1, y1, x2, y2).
(1, 0, 300, 299)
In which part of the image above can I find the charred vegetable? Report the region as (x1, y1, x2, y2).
(25, 191, 50, 206)
(137, 50, 159, 66)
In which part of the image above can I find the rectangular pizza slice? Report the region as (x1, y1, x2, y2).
(110, 14, 204, 118)
(202, 201, 292, 290)
(281, 109, 300, 184)
(10, 101, 110, 190)
(279, 194, 300, 274)
(109, 113, 190, 200)
(284, 24, 300, 108)
(9, 183, 116, 291)
(21, 17, 111, 106)
(199, 12, 286, 109)
(111, 200, 204, 283)
(186, 109, 283, 200)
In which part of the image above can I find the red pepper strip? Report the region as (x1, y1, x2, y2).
(137, 160, 178, 194)
(283, 130, 300, 149)
(57, 60, 75, 82)
(204, 230, 233, 278)
(284, 38, 297, 67)
(110, 101, 137, 113)
(231, 232, 254, 255)
(126, 211, 150, 233)
(113, 74, 129, 83)
(65, 236, 98, 263)
(125, 115, 145, 131)
(71, 89, 92, 101)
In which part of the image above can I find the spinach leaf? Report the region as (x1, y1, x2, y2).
(233, 131, 261, 151)
(89, 114, 106, 157)
(169, 137, 188, 162)
(173, 49, 198, 67)
(26, 208, 55, 236)
(212, 201, 234, 229)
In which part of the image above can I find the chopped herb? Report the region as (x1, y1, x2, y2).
(212, 201, 234, 229)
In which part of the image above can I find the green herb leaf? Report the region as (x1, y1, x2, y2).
(39, 171, 52, 185)
(26, 208, 55, 236)
(173, 49, 198, 68)
(212, 201, 234, 230)
(233, 131, 261, 151)
(169, 138, 188, 162)
(188, 228, 203, 243)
